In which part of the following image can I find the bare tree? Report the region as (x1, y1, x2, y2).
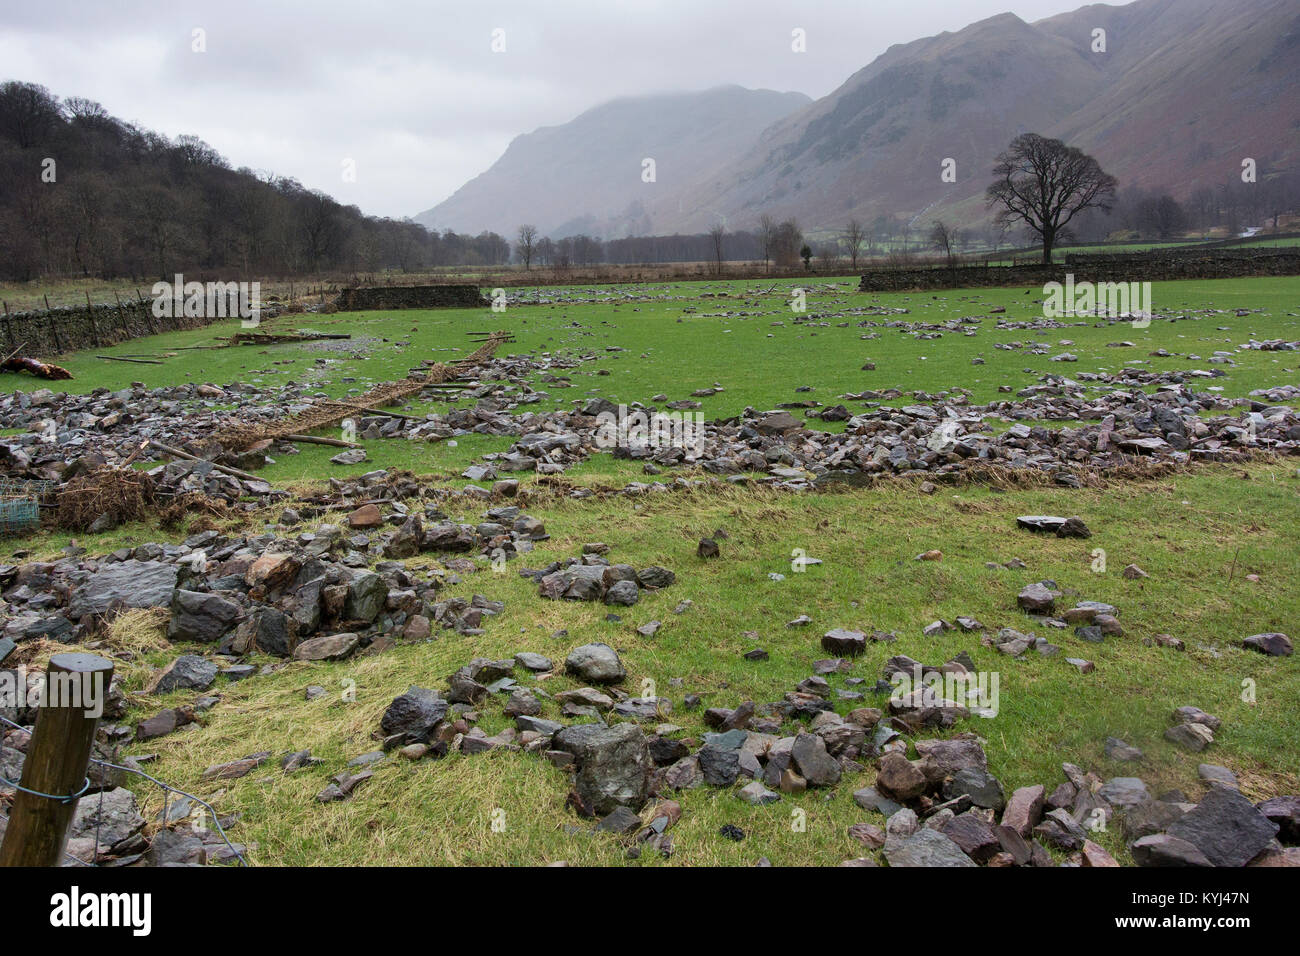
(929, 219, 959, 283)
(516, 224, 538, 271)
(928, 220, 955, 264)
(843, 218, 864, 271)
(986, 132, 1118, 264)
(0, 81, 61, 149)
(708, 222, 726, 275)
(758, 214, 777, 273)
(772, 219, 803, 269)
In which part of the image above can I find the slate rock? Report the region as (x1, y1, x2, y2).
(149, 655, 218, 695)
(167, 590, 243, 644)
(1098, 776, 1150, 809)
(1242, 632, 1292, 656)
(565, 643, 626, 684)
(514, 652, 553, 671)
(1166, 786, 1279, 867)
(69, 561, 179, 618)
(380, 686, 449, 743)
(791, 732, 841, 787)
(1002, 784, 1046, 837)
(603, 580, 640, 606)
(884, 828, 977, 867)
(821, 628, 867, 656)
(1130, 833, 1214, 867)
(636, 566, 676, 589)
(876, 751, 926, 800)
(942, 768, 1006, 811)
(292, 632, 359, 662)
(571, 722, 651, 816)
(1256, 795, 1300, 843)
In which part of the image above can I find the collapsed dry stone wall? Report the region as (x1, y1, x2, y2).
(335, 284, 487, 311)
(0, 299, 232, 357)
(1, 283, 488, 358)
(858, 248, 1300, 292)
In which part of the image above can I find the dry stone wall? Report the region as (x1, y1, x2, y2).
(335, 285, 487, 311)
(1, 299, 234, 357)
(858, 248, 1300, 292)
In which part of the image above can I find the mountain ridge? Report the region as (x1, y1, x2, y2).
(416, 0, 1300, 240)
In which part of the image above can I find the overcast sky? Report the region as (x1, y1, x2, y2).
(1, 0, 1087, 220)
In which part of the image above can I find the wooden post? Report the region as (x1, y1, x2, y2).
(85, 291, 100, 347)
(136, 289, 158, 335)
(113, 291, 128, 342)
(0, 653, 114, 867)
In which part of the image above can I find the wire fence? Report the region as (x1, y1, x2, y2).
(0, 712, 247, 867)
(0, 477, 55, 536)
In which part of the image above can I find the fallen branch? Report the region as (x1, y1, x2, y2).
(146, 440, 264, 483)
(98, 355, 163, 365)
(1, 356, 73, 380)
(282, 433, 361, 448)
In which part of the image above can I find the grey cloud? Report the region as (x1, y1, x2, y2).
(2, 0, 1081, 217)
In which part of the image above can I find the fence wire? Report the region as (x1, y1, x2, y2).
(0, 713, 246, 867)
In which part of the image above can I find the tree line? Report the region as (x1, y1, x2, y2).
(0, 80, 514, 282)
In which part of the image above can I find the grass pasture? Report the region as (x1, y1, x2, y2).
(3, 274, 1298, 866)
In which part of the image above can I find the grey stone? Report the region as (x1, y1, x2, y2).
(1166, 786, 1279, 867)
(884, 828, 977, 867)
(380, 686, 448, 742)
(149, 655, 218, 695)
(167, 589, 243, 644)
(69, 561, 178, 618)
(565, 643, 626, 684)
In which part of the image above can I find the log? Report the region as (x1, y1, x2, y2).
(283, 433, 361, 448)
(97, 355, 163, 365)
(146, 440, 264, 483)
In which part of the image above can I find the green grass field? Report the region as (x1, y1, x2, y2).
(4, 274, 1298, 866)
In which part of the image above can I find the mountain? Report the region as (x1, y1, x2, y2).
(418, 0, 1299, 240)
(661, 0, 1299, 236)
(413, 85, 811, 238)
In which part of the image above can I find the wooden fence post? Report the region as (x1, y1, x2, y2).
(85, 291, 100, 347)
(0, 653, 115, 867)
(136, 289, 159, 335)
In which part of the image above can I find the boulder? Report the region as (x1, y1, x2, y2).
(148, 655, 218, 695)
(885, 828, 977, 867)
(293, 632, 359, 662)
(570, 722, 651, 816)
(380, 686, 449, 743)
(167, 589, 243, 644)
(791, 732, 841, 787)
(1166, 786, 1279, 867)
(68, 560, 178, 618)
(565, 643, 626, 684)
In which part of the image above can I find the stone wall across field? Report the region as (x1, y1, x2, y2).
(1, 299, 236, 357)
(858, 248, 1300, 292)
(335, 284, 488, 311)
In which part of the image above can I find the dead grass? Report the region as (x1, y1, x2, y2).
(55, 467, 156, 532)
